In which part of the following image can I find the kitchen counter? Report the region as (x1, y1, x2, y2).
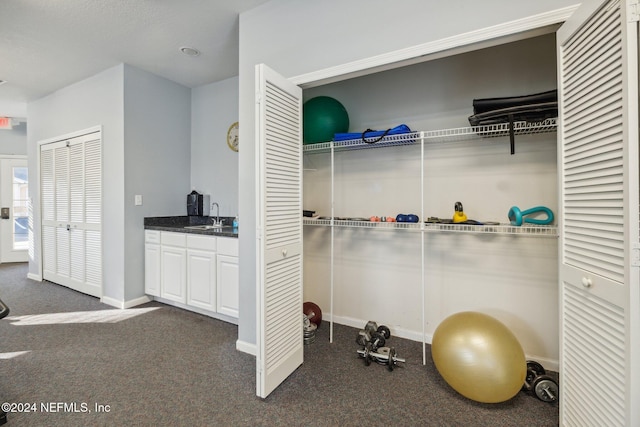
(144, 216, 238, 238)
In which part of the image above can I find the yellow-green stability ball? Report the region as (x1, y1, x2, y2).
(431, 311, 526, 403)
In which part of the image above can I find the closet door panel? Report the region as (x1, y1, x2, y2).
(558, 0, 639, 425)
(85, 230, 102, 291)
(256, 63, 303, 399)
(40, 131, 102, 297)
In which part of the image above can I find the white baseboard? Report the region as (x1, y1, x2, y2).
(123, 295, 152, 309)
(330, 314, 433, 344)
(100, 295, 151, 309)
(236, 339, 256, 356)
(27, 273, 42, 281)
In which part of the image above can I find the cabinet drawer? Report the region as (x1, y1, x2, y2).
(187, 234, 217, 251)
(161, 231, 186, 247)
(145, 230, 160, 244)
(217, 237, 238, 256)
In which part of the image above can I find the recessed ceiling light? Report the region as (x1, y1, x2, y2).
(0, 80, 6, 86)
(179, 47, 201, 57)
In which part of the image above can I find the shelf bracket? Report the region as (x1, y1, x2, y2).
(508, 114, 515, 155)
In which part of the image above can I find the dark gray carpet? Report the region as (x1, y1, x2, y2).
(0, 262, 559, 426)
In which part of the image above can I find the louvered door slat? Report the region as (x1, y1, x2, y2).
(84, 138, 101, 225)
(41, 149, 54, 222)
(54, 146, 69, 223)
(69, 143, 84, 223)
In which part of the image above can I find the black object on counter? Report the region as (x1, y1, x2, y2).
(187, 190, 209, 216)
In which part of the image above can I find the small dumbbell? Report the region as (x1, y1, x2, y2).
(357, 346, 405, 371)
(522, 360, 558, 402)
(364, 321, 378, 335)
(355, 330, 371, 347)
(369, 325, 391, 351)
(356, 321, 379, 347)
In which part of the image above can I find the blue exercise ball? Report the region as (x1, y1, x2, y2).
(303, 96, 349, 144)
(432, 311, 526, 403)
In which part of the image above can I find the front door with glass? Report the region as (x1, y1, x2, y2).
(0, 157, 29, 263)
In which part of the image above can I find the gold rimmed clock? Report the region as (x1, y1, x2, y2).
(227, 121, 239, 152)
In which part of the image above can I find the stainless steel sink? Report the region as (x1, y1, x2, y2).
(184, 224, 223, 230)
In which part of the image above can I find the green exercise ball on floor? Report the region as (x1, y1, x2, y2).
(303, 96, 349, 144)
(431, 311, 526, 403)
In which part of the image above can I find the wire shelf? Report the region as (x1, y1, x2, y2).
(303, 218, 557, 237)
(302, 119, 557, 154)
(422, 118, 557, 142)
(303, 131, 420, 153)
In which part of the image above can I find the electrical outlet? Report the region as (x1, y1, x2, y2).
(134, 195, 143, 206)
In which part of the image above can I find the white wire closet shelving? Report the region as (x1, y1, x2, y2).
(302, 118, 558, 364)
(302, 218, 557, 237)
(303, 118, 557, 153)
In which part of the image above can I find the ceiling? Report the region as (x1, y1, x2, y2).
(0, 0, 272, 117)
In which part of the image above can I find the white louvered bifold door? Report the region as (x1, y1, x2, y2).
(255, 64, 303, 399)
(40, 131, 102, 298)
(558, 0, 639, 425)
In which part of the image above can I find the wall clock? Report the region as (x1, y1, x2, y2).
(227, 121, 239, 152)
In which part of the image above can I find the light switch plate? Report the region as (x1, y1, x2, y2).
(134, 195, 143, 206)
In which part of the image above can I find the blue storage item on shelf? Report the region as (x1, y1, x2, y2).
(334, 124, 412, 142)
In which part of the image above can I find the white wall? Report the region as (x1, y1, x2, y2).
(191, 76, 239, 217)
(238, 0, 578, 350)
(122, 64, 191, 301)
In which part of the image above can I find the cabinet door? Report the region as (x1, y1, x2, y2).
(558, 1, 639, 425)
(256, 63, 303, 398)
(145, 243, 161, 297)
(161, 246, 186, 303)
(187, 248, 217, 311)
(217, 254, 239, 318)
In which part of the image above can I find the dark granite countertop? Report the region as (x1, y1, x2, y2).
(144, 216, 238, 238)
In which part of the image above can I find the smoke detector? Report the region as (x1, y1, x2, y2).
(179, 47, 201, 57)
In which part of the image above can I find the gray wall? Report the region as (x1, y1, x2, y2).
(28, 64, 125, 300)
(237, 0, 579, 347)
(123, 64, 191, 301)
(0, 123, 27, 155)
(28, 63, 191, 305)
(191, 76, 239, 218)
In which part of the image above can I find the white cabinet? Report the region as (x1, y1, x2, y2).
(160, 232, 187, 303)
(186, 234, 217, 311)
(144, 230, 238, 321)
(144, 230, 161, 297)
(217, 237, 239, 318)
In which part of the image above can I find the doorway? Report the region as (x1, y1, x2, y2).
(0, 157, 29, 263)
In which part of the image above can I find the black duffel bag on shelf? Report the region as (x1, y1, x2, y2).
(468, 89, 558, 154)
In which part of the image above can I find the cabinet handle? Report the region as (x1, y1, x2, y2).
(282, 249, 288, 257)
(581, 277, 592, 288)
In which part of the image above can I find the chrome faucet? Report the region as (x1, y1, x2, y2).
(211, 202, 222, 226)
